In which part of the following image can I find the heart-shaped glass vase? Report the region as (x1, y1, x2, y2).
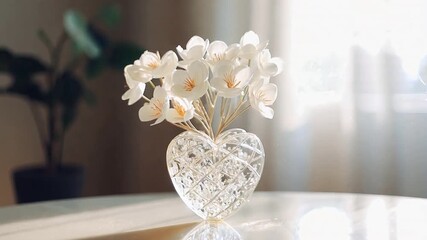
(166, 128, 265, 220)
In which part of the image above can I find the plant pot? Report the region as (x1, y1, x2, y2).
(12, 164, 84, 204)
(166, 128, 265, 220)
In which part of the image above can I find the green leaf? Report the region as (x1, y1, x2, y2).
(36, 29, 53, 51)
(53, 71, 83, 107)
(1, 50, 47, 102)
(98, 4, 121, 27)
(88, 24, 109, 50)
(51, 72, 86, 130)
(62, 106, 77, 130)
(10, 56, 47, 77)
(85, 56, 107, 79)
(109, 42, 144, 69)
(83, 25, 109, 78)
(0, 48, 13, 72)
(64, 10, 100, 58)
(8, 79, 47, 103)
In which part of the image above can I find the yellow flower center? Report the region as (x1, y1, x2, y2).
(173, 101, 186, 117)
(147, 52, 161, 70)
(151, 99, 163, 116)
(224, 72, 240, 88)
(184, 77, 196, 91)
(258, 92, 272, 103)
(148, 61, 159, 69)
(212, 53, 225, 62)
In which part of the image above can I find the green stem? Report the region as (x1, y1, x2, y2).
(29, 102, 46, 153)
(46, 31, 69, 171)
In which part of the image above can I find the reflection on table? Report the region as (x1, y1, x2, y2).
(0, 192, 427, 239)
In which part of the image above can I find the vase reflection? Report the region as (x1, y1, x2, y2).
(183, 221, 241, 240)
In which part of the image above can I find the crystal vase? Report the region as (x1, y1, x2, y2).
(166, 128, 265, 220)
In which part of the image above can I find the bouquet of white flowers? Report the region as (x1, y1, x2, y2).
(122, 31, 282, 140)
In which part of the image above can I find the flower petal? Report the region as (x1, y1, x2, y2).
(208, 41, 227, 56)
(121, 88, 132, 101)
(239, 44, 257, 59)
(234, 66, 252, 88)
(171, 64, 208, 100)
(185, 45, 205, 60)
(125, 65, 152, 83)
(187, 36, 205, 49)
(165, 97, 194, 123)
(162, 74, 174, 95)
(226, 43, 240, 59)
(139, 51, 160, 71)
(153, 86, 168, 99)
(263, 62, 280, 76)
(166, 109, 182, 123)
(177, 36, 209, 67)
(152, 115, 166, 125)
(258, 102, 274, 119)
(190, 80, 209, 100)
(171, 70, 190, 97)
(257, 40, 269, 51)
(212, 61, 233, 77)
(172, 69, 189, 85)
(188, 60, 208, 83)
(122, 83, 146, 105)
(270, 57, 284, 75)
(183, 109, 194, 122)
(138, 103, 157, 122)
(260, 83, 278, 105)
(240, 31, 260, 46)
(152, 51, 178, 78)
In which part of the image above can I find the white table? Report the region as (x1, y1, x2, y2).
(0, 192, 426, 239)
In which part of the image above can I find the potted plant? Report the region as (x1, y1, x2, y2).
(0, 5, 142, 203)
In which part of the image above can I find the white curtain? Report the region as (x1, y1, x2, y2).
(238, 0, 427, 197)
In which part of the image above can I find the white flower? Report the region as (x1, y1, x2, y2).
(122, 33, 283, 132)
(166, 97, 195, 123)
(249, 78, 278, 119)
(162, 73, 175, 96)
(211, 62, 252, 98)
(138, 86, 169, 125)
(206, 41, 239, 66)
(239, 31, 268, 60)
(137, 50, 178, 78)
(176, 36, 209, 67)
(255, 49, 283, 77)
(171, 60, 209, 100)
(121, 69, 148, 105)
(124, 64, 152, 83)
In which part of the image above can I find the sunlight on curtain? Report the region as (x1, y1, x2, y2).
(291, 0, 427, 107)
(250, 0, 427, 196)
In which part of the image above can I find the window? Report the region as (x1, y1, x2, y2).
(289, 0, 427, 110)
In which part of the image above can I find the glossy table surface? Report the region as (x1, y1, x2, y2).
(0, 192, 426, 240)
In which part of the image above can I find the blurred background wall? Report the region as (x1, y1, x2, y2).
(1, 0, 427, 206)
(0, 0, 192, 206)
